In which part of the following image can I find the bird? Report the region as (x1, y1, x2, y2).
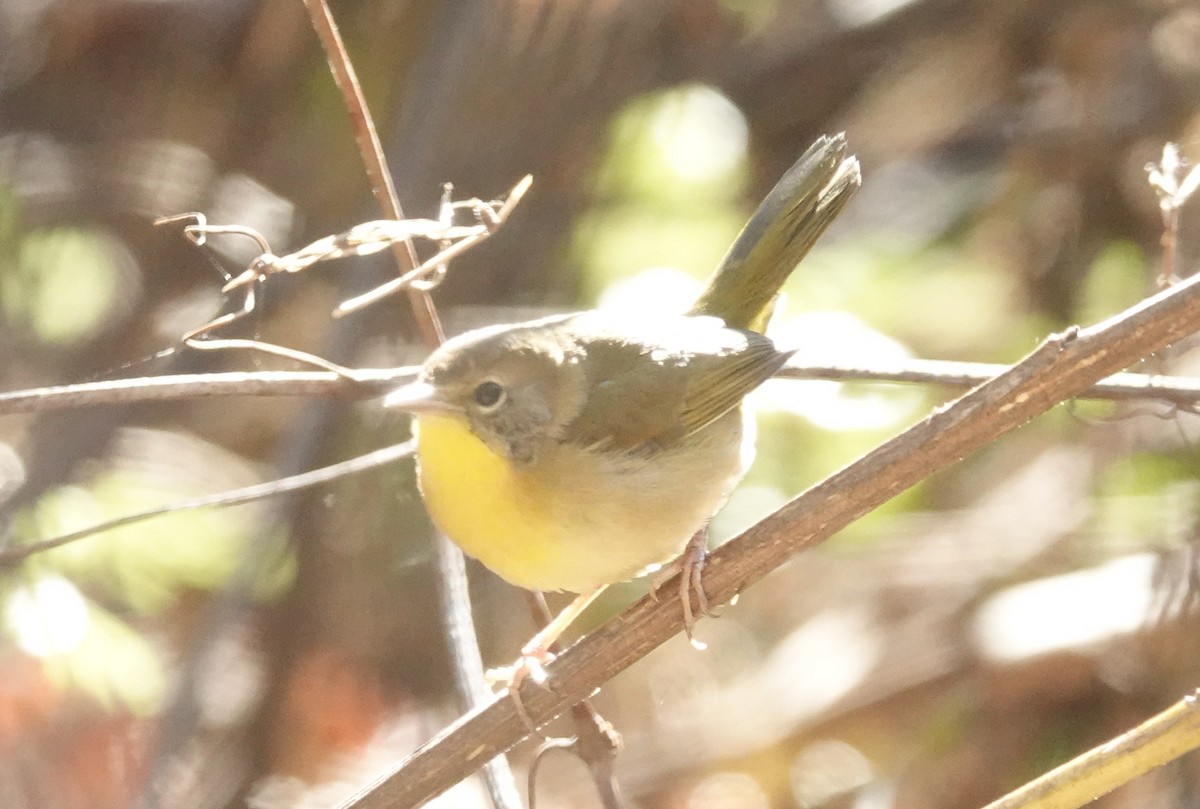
(385, 133, 860, 688)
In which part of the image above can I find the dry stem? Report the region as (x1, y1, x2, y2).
(3, 359, 1199, 416)
(334, 256, 1200, 809)
(980, 691, 1200, 809)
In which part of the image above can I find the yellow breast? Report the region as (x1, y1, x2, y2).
(414, 413, 560, 589)
(413, 412, 747, 593)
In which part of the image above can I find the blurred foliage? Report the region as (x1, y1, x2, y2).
(4, 227, 126, 345)
(20, 471, 292, 614)
(576, 84, 751, 304)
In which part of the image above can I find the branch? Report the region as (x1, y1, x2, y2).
(0, 368, 418, 414)
(980, 690, 1200, 809)
(299, 4, 520, 805)
(0, 441, 416, 567)
(336, 262, 1200, 808)
(300, 0, 442, 347)
(776, 357, 1200, 406)
(5, 358, 1200, 417)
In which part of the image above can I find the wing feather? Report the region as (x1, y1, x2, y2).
(562, 315, 790, 453)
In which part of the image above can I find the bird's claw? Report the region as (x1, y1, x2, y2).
(487, 646, 557, 733)
(650, 529, 713, 649)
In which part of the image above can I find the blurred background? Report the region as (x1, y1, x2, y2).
(2, 1, 1200, 807)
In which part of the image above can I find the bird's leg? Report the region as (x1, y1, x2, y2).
(650, 526, 712, 649)
(487, 585, 608, 731)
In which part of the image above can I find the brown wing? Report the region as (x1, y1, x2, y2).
(677, 337, 793, 436)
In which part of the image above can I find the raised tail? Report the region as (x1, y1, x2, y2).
(689, 133, 861, 332)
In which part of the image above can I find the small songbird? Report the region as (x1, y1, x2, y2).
(386, 134, 860, 682)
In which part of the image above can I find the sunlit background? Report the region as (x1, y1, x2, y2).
(2, 1, 1200, 808)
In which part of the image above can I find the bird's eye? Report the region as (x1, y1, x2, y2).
(473, 380, 506, 409)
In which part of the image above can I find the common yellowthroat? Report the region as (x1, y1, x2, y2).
(386, 134, 860, 677)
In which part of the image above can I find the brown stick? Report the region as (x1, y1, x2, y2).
(300, 0, 443, 348)
(980, 690, 1200, 809)
(5, 358, 1200, 416)
(335, 260, 1200, 809)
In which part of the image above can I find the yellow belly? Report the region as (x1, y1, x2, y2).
(413, 413, 746, 593)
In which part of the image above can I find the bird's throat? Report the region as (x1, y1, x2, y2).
(413, 413, 560, 589)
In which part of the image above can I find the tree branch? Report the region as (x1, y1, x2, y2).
(980, 690, 1200, 809)
(335, 269, 1200, 809)
(0, 368, 418, 414)
(300, 0, 442, 347)
(0, 441, 417, 567)
(776, 357, 1200, 406)
(5, 357, 1200, 417)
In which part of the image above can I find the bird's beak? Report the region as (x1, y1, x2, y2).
(383, 381, 456, 414)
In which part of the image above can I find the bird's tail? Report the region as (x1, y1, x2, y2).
(689, 133, 861, 333)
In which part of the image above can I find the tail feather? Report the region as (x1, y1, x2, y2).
(689, 133, 861, 332)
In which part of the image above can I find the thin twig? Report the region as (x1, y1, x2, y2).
(300, 0, 442, 348)
(980, 690, 1200, 809)
(0, 368, 419, 413)
(180, 337, 361, 377)
(1147, 143, 1200, 287)
(156, 180, 527, 345)
(432, 531, 525, 809)
(0, 441, 415, 567)
(776, 358, 1200, 407)
(334, 176, 533, 316)
(6, 359, 1200, 416)
(332, 242, 1200, 809)
(299, 3, 519, 807)
(522, 593, 626, 809)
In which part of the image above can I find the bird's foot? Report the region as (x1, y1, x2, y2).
(486, 645, 557, 733)
(650, 528, 713, 649)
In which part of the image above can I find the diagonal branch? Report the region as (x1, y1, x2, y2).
(0, 441, 417, 567)
(300, 0, 442, 347)
(980, 689, 1200, 809)
(299, 5, 521, 806)
(336, 267, 1200, 809)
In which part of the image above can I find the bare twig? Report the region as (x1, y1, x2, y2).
(333, 247, 1200, 809)
(299, 3, 519, 807)
(6, 359, 1200, 417)
(156, 178, 528, 351)
(522, 593, 626, 809)
(221, 209, 501, 290)
(173, 337, 363, 377)
(0, 367, 418, 413)
(300, 0, 442, 348)
(334, 176, 533, 316)
(527, 708, 624, 809)
(1146, 142, 1200, 286)
(157, 210, 480, 296)
(0, 441, 415, 567)
(776, 357, 1200, 407)
(980, 690, 1200, 809)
